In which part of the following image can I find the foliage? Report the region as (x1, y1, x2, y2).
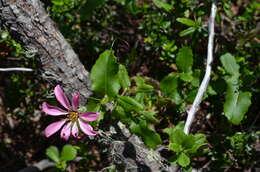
(220, 53, 252, 125)
(164, 122, 207, 167)
(46, 144, 77, 171)
(0, 0, 259, 171)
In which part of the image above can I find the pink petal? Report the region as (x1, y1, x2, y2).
(44, 119, 66, 137)
(78, 119, 97, 136)
(54, 85, 71, 110)
(42, 102, 68, 116)
(60, 122, 71, 140)
(72, 93, 80, 111)
(79, 112, 100, 121)
(72, 122, 80, 139)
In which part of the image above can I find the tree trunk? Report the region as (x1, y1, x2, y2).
(0, 0, 92, 100)
(0, 0, 176, 171)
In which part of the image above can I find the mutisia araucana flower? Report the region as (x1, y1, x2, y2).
(42, 85, 99, 140)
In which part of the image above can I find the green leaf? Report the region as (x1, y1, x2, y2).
(186, 89, 198, 103)
(85, 97, 101, 112)
(90, 50, 121, 97)
(46, 146, 60, 163)
(220, 53, 240, 75)
(130, 120, 162, 149)
(188, 134, 207, 153)
(176, 18, 196, 27)
(160, 74, 178, 95)
(176, 47, 193, 73)
(224, 76, 252, 125)
(140, 111, 159, 123)
(169, 143, 182, 153)
(179, 73, 193, 82)
(135, 77, 154, 93)
(118, 64, 131, 89)
(60, 145, 77, 161)
(172, 129, 195, 149)
(179, 27, 196, 37)
(126, 0, 140, 14)
(177, 153, 190, 167)
(191, 69, 202, 87)
(113, 105, 132, 123)
(117, 96, 144, 112)
(153, 0, 173, 12)
(163, 122, 185, 142)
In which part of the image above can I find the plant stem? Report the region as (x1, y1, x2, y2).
(0, 67, 34, 72)
(184, 0, 217, 134)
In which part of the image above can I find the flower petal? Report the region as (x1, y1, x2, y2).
(42, 102, 68, 116)
(54, 85, 71, 110)
(60, 122, 71, 140)
(79, 112, 100, 121)
(78, 119, 97, 136)
(44, 119, 66, 137)
(72, 93, 80, 111)
(72, 122, 80, 139)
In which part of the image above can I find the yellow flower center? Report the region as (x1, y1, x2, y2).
(67, 111, 79, 122)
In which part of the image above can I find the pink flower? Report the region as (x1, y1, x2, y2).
(42, 85, 99, 140)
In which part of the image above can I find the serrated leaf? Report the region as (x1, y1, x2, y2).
(220, 53, 240, 75)
(130, 120, 162, 149)
(60, 145, 77, 161)
(90, 50, 121, 97)
(46, 146, 60, 163)
(153, 0, 173, 12)
(179, 27, 196, 37)
(160, 74, 178, 95)
(176, 18, 196, 27)
(177, 153, 190, 167)
(224, 76, 252, 125)
(176, 47, 193, 73)
(118, 64, 131, 89)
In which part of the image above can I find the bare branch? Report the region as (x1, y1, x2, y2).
(184, 1, 217, 134)
(0, 67, 33, 72)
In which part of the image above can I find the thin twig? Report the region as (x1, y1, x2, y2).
(184, 1, 217, 134)
(0, 67, 34, 72)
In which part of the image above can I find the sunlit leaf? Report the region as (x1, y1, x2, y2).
(118, 64, 131, 89)
(176, 18, 196, 27)
(46, 146, 60, 163)
(153, 0, 173, 12)
(220, 53, 240, 75)
(61, 145, 77, 161)
(178, 152, 190, 167)
(223, 76, 252, 125)
(90, 50, 121, 97)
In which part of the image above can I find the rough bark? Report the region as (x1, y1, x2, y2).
(0, 0, 92, 100)
(0, 0, 175, 171)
